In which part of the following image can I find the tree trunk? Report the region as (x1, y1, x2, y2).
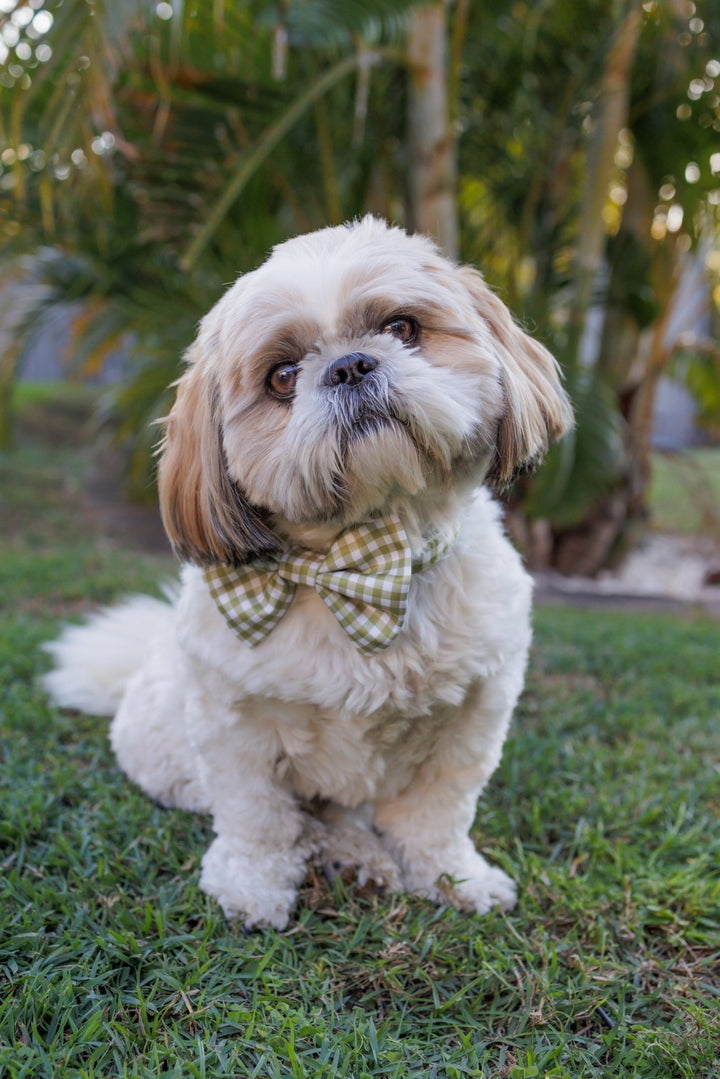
(544, 5, 647, 576)
(568, 3, 643, 363)
(553, 158, 655, 574)
(406, 1, 458, 260)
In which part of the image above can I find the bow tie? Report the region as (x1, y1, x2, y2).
(203, 513, 457, 655)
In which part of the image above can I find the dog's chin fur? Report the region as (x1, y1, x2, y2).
(43, 217, 573, 929)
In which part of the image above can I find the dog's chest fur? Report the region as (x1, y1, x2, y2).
(177, 491, 532, 806)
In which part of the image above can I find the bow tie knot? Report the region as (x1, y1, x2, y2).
(203, 513, 456, 655)
(278, 552, 324, 589)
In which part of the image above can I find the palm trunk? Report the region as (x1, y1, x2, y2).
(568, 4, 643, 366)
(546, 5, 645, 575)
(406, 1, 458, 259)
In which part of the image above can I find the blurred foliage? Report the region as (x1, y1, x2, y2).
(521, 366, 627, 529)
(673, 340, 720, 436)
(1, 0, 719, 561)
(0, 0, 417, 481)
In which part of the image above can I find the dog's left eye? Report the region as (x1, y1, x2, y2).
(267, 362, 298, 400)
(381, 316, 419, 345)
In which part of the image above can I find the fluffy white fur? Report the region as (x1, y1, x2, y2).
(43, 217, 572, 929)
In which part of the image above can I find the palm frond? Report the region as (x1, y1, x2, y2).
(180, 47, 392, 270)
(522, 368, 627, 528)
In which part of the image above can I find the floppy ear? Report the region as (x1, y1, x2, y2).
(457, 266, 573, 489)
(158, 327, 279, 566)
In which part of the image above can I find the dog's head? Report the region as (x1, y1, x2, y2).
(159, 217, 572, 564)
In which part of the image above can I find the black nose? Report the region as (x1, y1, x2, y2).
(324, 352, 377, 387)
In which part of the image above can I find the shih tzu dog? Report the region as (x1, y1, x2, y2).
(44, 217, 572, 929)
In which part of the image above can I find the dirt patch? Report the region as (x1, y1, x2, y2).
(83, 451, 171, 556)
(9, 387, 172, 558)
(535, 532, 720, 617)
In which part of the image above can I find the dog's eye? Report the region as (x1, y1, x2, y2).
(381, 316, 419, 345)
(267, 363, 298, 400)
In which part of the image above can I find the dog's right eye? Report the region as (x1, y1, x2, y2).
(267, 363, 298, 400)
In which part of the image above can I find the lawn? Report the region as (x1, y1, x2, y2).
(1, 389, 719, 1078)
(649, 447, 720, 540)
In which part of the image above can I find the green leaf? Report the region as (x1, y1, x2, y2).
(523, 369, 626, 527)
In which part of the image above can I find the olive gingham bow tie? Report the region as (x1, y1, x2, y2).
(203, 513, 457, 655)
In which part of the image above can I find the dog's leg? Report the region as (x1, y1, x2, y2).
(110, 657, 209, 814)
(373, 675, 521, 915)
(186, 688, 313, 929)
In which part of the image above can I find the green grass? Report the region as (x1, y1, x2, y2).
(649, 448, 720, 539)
(1, 393, 719, 1078)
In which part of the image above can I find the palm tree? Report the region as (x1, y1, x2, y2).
(454, 0, 719, 573)
(521, 0, 720, 573)
(0, 0, 420, 471)
(2, 0, 718, 570)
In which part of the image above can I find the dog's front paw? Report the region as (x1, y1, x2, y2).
(394, 841, 517, 916)
(435, 861, 517, 915)
(199, 836, 307, 929)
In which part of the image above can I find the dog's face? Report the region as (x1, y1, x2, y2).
(159, 217, 572, 564)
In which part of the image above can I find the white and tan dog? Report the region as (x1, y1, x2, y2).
(44, 217, 572, 929)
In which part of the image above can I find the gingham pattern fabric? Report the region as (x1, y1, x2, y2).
(203, 512, 458, 656)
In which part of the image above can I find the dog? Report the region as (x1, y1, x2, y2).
(44, 217, 572, 929)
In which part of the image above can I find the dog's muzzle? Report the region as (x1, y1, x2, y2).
(322, 352, 404, 446)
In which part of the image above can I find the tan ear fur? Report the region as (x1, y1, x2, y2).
(457, 266, 573, 488)
(158, 339, 278, 566)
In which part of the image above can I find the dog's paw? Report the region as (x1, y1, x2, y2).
(435, 862, 517, 915)
(199, 836, 307, 930)
(318, 822, 403, 892)
(397, 843, 517, 916)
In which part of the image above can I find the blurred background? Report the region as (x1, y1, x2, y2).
(1, 0, 719, 588)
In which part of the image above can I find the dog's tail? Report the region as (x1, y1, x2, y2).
(42, 592, 176, 716)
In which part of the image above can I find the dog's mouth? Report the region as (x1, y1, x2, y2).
(347, 402, 406, 442)
(327, 373, 412, 443)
